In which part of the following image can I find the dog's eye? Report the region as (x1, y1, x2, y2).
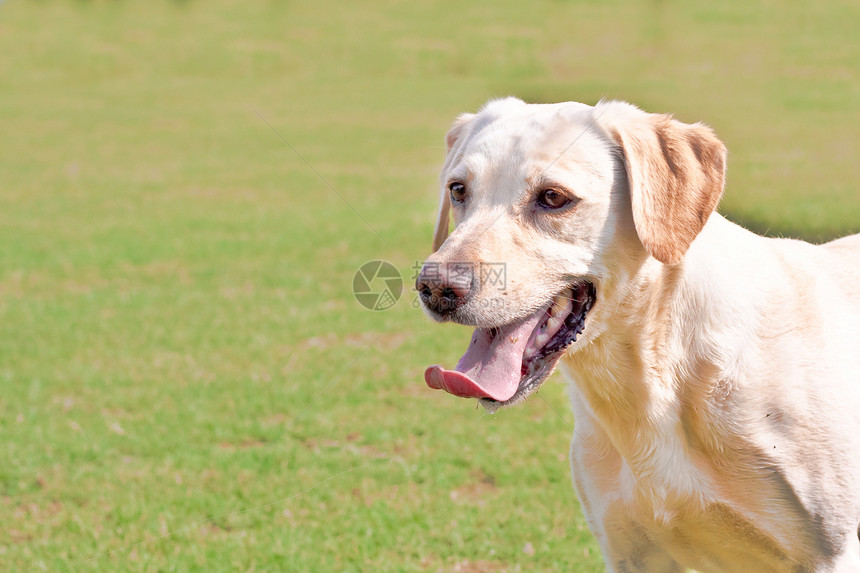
(449, 182, 467, 204)
(537, 188, 571, 210)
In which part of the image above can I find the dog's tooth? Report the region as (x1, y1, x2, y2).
(544, 314, 564, 341)
(549, 288, 573, 319)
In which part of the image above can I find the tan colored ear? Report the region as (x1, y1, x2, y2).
(595, 101, 727, 265)
(432, 113, 475, 252)
(431, 192, 451, 252)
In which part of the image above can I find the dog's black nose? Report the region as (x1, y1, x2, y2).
(415, 262, 473, 316)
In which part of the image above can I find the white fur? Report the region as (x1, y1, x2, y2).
(428, 98, 860, 572)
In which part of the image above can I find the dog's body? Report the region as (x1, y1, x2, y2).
(418, 98, 860, 571)
(565, 215, 860, 571)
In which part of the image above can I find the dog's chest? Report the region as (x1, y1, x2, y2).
(616, 448, 712, 527)
(636, 502, 797, 571)
(589, 443, 801, 571)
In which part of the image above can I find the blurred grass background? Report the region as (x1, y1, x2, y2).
(1, 0, 858, 571)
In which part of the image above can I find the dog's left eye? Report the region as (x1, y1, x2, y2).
(537, 188, 572, 210)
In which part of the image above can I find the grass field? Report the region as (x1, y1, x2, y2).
(1, 1, 858, 571)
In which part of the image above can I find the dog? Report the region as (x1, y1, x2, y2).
(416, 97, 860, 572)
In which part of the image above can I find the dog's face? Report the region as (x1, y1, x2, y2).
(417, 98, 726, 410)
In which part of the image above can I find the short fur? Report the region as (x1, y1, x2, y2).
(424, 98, 860, 572)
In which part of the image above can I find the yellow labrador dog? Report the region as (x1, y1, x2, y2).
(416, 98, 860, 572)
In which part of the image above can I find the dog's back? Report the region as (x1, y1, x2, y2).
(824, 233, 860, 298)
(816, 233, 860, 315)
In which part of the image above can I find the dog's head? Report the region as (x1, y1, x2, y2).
(417, 98, 726, 410)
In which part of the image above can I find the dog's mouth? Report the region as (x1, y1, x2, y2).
(424, 281, 596, 409)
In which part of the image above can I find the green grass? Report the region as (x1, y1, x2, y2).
(1, 0, 858, 571)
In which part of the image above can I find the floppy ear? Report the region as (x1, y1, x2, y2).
(595, 101, 727, 265)
(432, 113, 475, 252)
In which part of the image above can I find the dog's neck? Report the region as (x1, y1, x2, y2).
(563, 214, 760, 463)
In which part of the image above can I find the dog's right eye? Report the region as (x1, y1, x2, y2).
(449, 182, 467, 204)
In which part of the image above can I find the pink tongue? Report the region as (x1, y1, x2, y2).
(424, 310, 547, 401)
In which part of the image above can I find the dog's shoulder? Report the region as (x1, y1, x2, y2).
(823, 232, 860, 259)
(818, 233, 860, 303)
